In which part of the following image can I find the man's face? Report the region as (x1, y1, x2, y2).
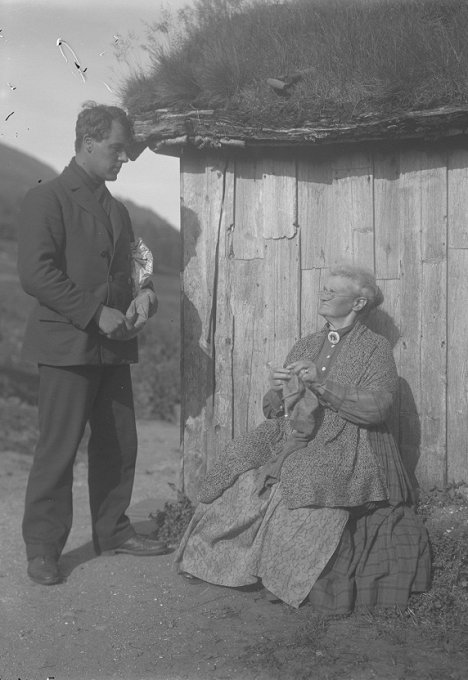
(85, 120, 129, 181)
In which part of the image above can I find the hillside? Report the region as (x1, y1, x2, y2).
(0, 142, 181, 273)
(0, 143, 57, 239)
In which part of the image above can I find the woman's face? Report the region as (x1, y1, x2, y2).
(318, 275, 364, 323)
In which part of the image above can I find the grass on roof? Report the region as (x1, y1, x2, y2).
(121, 0, 468, 127)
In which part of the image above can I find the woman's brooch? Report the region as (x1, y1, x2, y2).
(327, 331, 340, 345)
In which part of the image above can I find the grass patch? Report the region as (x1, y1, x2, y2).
(0, 397, 38, 454)
(410, 487, 468, 635)
(121, 0, 468, 126)
(149, 487, 195, 546)
(365, 486, 468, 650)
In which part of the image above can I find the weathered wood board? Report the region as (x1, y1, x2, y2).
(397, 150, 447, 487)
(298, 151, 374, 270)
(262, 158, 297, 239)
(212, 161, 236, 461)
(447, 250, 468, 482)
(233, 157, 265, 260)
(374, 151, 401, 279)
(300, 268, 322, 336)
(448, 148, 468, 249)
(179, 143, 466, 498)
(180, 153, 227, 496)
(231, 258, 267, 433)
(447, 151, 468, 482)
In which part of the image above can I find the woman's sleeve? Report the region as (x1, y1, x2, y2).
(317, 380, 393, 426)
(315, 339, 398, 426)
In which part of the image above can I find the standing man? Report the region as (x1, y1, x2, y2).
(18, 102, 167, 586)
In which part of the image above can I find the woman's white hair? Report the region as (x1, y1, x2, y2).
(329, 264, 384, 311)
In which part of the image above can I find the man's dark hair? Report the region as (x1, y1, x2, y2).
(74, 101, 133, 152)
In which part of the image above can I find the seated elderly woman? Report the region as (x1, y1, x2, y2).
(175, 265, 431, 613)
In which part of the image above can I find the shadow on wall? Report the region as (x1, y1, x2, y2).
(366, 307, 421, 488)
(398, 377, 421, 490)
(180, 204, 215, 423)
(182, 201, 201, 270)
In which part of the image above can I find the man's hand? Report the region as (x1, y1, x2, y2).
(124, 289, 158, 338)
(136, 288, 158, 318)
(94, 305, 130, 340)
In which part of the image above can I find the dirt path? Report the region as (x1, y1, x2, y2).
(0, 421, 466, 680)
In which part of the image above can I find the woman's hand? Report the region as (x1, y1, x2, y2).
(286, 360, 319, 386)
(268, 365, 292, 391)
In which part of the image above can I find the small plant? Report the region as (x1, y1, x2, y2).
(149, 486, 195, 547)
(410, 485, 468, 635)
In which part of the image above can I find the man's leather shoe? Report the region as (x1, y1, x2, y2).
(114, 535, 169, 556)
(27, 556, 61, 585)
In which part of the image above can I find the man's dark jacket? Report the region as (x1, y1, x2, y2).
(17, 160, 138, 366)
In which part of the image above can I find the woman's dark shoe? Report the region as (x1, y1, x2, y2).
(114, 535, 169, 556)
(180, 571, 203, 584)
(263, 588, 282, 603)
(27, 556, 61, 585)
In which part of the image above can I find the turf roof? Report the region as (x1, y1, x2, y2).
(120, 0, 468, 149)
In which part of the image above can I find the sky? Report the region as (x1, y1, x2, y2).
(0, 0, 188, 228)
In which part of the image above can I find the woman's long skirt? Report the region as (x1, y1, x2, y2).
(175, 468, 348, 608)
(175, 466, 430, 612)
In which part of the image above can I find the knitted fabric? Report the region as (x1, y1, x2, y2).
(198, 322, 400, 509)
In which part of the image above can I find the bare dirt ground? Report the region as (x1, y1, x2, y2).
(1, 420, 467, 680)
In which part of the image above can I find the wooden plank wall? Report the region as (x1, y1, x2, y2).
(180, 155, 229, 498)
(447, 150, 468, 483)
(180, 142, 468, 497)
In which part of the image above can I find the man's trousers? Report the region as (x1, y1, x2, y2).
(22, 364, 138, 560)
